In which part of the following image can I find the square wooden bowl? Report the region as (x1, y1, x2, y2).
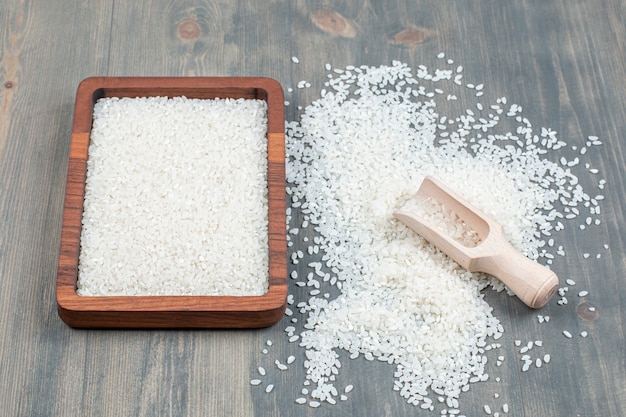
(56, 77, 287, 328)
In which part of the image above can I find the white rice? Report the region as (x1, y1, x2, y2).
(283, 60, 601, 408)
(78, 96, 269, 296)
(400, 196, 482, 247)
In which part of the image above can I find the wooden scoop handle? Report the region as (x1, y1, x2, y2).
(475, 238, 558, 309)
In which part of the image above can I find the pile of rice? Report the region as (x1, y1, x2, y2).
(280, 60, 602, 410)
(78, 96, 269, 296)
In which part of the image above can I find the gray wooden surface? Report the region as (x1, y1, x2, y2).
(1, 1, 625, 416)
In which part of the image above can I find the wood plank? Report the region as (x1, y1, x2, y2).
(0, 1, 114, 416)
(482, 2, 626, 416)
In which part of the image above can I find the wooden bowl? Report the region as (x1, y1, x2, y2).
(56, 77, 287, 328)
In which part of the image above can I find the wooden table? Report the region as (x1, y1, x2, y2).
(1, 1, 624, 416)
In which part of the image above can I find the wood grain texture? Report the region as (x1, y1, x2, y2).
(0, 0, 625, 416)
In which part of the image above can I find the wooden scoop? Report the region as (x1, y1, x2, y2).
(393, 176, 558, 308)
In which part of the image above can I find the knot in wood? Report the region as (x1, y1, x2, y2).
(576, 302, 599, 321)
(391, 27, 429, 47)
(177, 19, 201, 41)
(311, 10, 357, 38)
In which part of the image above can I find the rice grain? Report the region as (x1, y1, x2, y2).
(78, 96, 269, 296)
